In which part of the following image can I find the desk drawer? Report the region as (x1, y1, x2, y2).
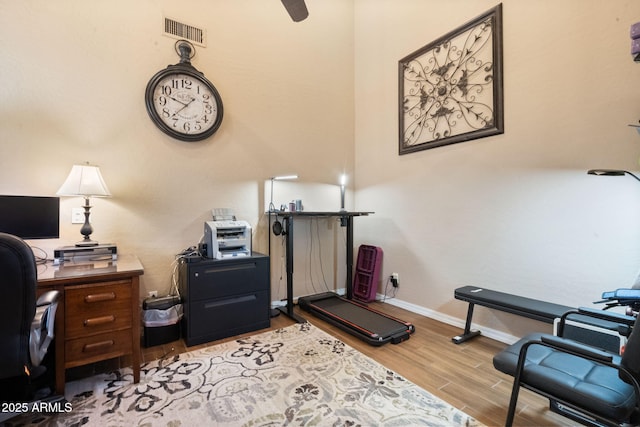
(65, 280, 132, 339)
(65, 329, 132, 367)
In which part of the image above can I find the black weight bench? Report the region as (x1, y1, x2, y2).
(453, 285, 573, 344)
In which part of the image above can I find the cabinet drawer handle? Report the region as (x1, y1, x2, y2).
(85, 292, 116, 303)
(83, 340, 114, 352)
(204, 295, 256, 309)
(202, 263, 256, 275)
(83, 315, 116, 327)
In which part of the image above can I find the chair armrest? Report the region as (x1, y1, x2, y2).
(556, 307, 636, 338)
(30, 291, 60, 367)
(36, 290, 60, 307)
(540, 335, 614, 362)
(575, 306, 636, 326)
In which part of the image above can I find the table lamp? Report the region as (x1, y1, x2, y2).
(340, 174, 347, 211)
(57, 163, 111, 247)
(587, 169, 640, 183)
(269, 175, 298, 212)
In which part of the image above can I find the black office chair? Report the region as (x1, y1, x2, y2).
(0, 232, 60, 406)
(493, 307, 640, 427)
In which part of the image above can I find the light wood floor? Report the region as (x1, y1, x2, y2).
(137, 302, 574, 427)
(69, 301, 572, 426)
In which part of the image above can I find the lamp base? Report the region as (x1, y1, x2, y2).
(76, 238, 100, 247)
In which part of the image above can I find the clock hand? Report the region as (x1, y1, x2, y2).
(171, 96, 196, 118)
(167, 95, 188, 107)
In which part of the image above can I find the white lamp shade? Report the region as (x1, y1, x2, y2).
(57, 164, 111, 197)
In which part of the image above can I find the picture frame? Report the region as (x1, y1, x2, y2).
(398, 4, 503, 155)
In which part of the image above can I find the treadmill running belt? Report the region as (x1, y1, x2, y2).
(298, 292, 415, 346)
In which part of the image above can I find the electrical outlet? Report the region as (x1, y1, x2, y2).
(71, 208, 84, 224)
(391, 272, 399, 288)
(148, 290, 158, 298)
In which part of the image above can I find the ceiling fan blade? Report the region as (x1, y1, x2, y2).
(281, 0, 309, 22)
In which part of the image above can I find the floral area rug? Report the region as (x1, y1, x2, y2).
(10, 323, 482, 426)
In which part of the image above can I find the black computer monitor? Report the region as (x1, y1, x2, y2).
(0, 195, 60, 239)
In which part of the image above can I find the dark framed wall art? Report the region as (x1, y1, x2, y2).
(399, 4, 504, 155)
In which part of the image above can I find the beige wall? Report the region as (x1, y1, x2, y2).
(3, 0, 640, 343)
(354, 0, 640, 341)
(0, 0, 354, 300)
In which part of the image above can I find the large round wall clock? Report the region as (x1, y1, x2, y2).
(145, 40, 223, 142)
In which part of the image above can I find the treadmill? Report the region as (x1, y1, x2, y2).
(270, 211, 414, 346)
(299, 292, 415, 346)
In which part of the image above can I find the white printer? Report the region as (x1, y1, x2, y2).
(203, 220, 252, 259)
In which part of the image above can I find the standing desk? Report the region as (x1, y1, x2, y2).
(270, 211, 372, 322)
(270, 210, 415, 345)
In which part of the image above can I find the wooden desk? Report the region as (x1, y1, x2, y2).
(37, 254, 144, 394)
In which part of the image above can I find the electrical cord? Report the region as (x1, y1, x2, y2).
(30, 245, 49, 265)
(271, 216, 353, 302)
(169, 259, 182, 300)
(315, 218, 329, 290)
(276, 236, 286, 303)
(306, 217, 325, 295)
(176, 245, 200, 258)
(170, 244, 202, 300)
(380, 276, 398, 302)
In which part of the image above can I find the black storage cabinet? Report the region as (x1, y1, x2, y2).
(178, 253, 270, 346)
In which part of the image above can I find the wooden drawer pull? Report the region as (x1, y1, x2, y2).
(83, 340, 114, 352)
(84, 292, 116, 303)
(83, 315, 116, 327)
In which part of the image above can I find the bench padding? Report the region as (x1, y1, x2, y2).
(452, 285, 575, 344)
(455, 286, 572, 324)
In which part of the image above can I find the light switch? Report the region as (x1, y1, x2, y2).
(71, 208, 84, 224)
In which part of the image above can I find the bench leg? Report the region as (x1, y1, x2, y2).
(452, 302, 481, 344)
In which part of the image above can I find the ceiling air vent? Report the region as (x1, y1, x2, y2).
(164, 17, 206, 47)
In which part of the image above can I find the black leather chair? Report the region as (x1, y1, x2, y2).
(493, 307, 640, 426)
(0, 232, 60, 406)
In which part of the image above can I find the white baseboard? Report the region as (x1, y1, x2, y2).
(382, 295, 519, 345)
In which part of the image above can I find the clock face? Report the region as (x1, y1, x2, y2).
(146, 66, 223, 141)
